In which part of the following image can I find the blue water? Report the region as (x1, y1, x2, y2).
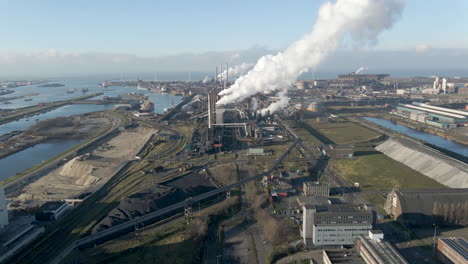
(364, 117, 468, 157)
(0, 139, 83, 181)
(0, 77, 183, 181)
(0, 104, 114, 135)
(0, 79, 181, 135)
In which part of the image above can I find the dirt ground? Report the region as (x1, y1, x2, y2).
(222, 222, 256, 264)
(15, 126, 156, 201)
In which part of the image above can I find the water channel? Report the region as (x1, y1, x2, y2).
(364, 117, 467, 157)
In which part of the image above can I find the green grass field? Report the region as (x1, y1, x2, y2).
(303, 119, 382, 145)
(330, 147, 447, 191)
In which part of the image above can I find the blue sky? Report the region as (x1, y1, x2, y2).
(3, 0, 467, 54)
(1, 0, 468, 78)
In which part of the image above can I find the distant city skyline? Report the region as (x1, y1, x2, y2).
(2, 0, 468, 78)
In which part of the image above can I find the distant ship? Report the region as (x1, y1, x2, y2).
(163, 105, 174, 113)
(67, 88, 75, 94)
(137, 84, 148, 91)
(163, 96, 175, 113)
(99, 81, 109, 88)
(140, 99, 154, 112)
(82, 88, 89, 93)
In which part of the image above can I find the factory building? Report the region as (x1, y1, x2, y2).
(323, 249, 366, 264)
(331, 73, 390, 88)
(302, 204, 373, 247)
(384, 189, 468, 227)
(393, 102, 468, 128)
(295, 80, 328, 89)
(323, 145, 355, 158)
(35, 201, 69, 221)
(303, 181, 329, 197)
(0, 187, 8, 229)
(306, 101, 323, 112)
(355, 230, 409, 264)
(437, 237, 468, 264)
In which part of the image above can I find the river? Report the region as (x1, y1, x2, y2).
(364, 117, 468, 157)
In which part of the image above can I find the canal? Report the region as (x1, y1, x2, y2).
(364, 117, 468, 157)
(0, 139, 83, 181)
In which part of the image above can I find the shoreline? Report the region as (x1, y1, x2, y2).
(0, 92, 104, 126)
(0, 111, 124, 194)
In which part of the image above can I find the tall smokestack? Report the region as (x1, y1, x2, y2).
(226, 63, 229, 90)
(217, 0, 404, 114)
(208, 92, 212, 129)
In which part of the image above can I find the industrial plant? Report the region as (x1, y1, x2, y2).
(1, 0, 468, 263)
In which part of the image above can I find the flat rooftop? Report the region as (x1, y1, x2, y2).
(439, 237, 468, 262)
(358, 235, 409, 264)
(324, 249, 366, 264)
(314, 204, 370, 213)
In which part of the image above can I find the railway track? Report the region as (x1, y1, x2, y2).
(11, 121, 187, 264)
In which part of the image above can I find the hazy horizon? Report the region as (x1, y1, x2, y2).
(2, 1, 468, 79)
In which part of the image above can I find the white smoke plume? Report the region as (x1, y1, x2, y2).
(202, 76, 212, 83)
(259, 88, 289, 116)
(355, 66, 368, 74)
(218, 63, 254, 80)
(251, 97, 259, 111)
(217, 0, 404, 113)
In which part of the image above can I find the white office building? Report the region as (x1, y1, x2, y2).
(302, 204, 373, 247)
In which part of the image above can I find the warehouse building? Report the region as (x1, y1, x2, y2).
(384, 189, 468, 227)
(323, 249, 366, 264)
(35, 201, 69, 221)
(355, 230, 409, 264)
(303, 181, 330, 197)
(437, 237, 468, 264)
(393, 102, 468, 128)
(323, 145, 355, 158)
(330, 73, 390, 88)
(302, 204, 373, 247)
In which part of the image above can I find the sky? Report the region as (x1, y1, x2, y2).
(2, 0, 468, 78)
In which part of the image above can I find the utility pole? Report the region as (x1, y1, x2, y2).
(432, 224, 438, 256)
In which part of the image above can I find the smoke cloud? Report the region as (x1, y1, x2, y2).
(217, 0, 404, 113)
(218, 63, 254, 80)
(251, 97, 259, 111)
(355, 66, 368, 74)
(202, 75, 212, 83)
(259, 88, 289, 115)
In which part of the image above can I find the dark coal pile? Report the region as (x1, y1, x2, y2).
(91, 172, 217, 234)
(165, 171, 217, 196)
